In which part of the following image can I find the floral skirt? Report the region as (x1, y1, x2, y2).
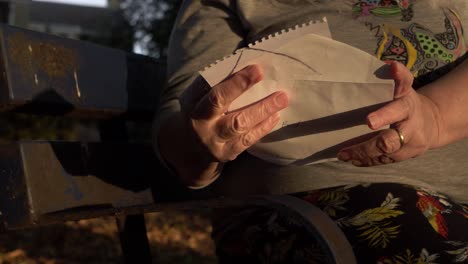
(212, 183, 468, 263)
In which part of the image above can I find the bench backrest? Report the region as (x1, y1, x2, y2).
(0, 24, 212, 230)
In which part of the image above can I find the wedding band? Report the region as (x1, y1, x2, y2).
(393, 127, 405, 148)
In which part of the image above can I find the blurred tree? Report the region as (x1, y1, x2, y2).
(80, 9, 135, 52)
(117, 0, 183, 142)
(121, 0, 182, 58)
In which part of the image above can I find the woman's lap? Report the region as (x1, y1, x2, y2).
(212, 183, 468, 263)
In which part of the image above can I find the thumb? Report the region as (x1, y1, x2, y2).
(391, 61, 414, 99)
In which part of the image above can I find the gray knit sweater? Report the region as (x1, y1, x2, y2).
(156, 0, 468, 203)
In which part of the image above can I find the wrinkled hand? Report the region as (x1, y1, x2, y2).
(180, 65, 289, 163)
(337, 62, 441, 166)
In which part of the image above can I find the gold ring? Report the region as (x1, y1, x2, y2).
(393, 127, 405, 148)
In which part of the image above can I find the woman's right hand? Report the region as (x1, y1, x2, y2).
(158, 65, 289, 187)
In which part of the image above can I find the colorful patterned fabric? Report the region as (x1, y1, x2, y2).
(212, 183, 468, 263)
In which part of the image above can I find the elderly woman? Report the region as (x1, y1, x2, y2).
(155, 0, 468, 263)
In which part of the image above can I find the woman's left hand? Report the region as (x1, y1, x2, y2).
(337, 61, 442, 166)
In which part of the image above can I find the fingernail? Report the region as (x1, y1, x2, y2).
(351, 160, 363, 166)
(337, 151, 351, 161)
(367, 114, 380, 129)
(391, 61, 399, 77)
(392, 60, 401, 69)
(274, 93, 288, 108)
(246, 65, 263, 83)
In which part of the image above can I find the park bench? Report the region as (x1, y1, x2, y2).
(0, 24, 356, 263)
(0, 23, 192, 263)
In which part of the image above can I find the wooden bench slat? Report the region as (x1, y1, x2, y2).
(0, 141, 222, 229)
(0, 24, 165, 120)
(0, 141, 158, 229)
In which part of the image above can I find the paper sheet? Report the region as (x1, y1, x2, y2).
(200, 19, 394, 165)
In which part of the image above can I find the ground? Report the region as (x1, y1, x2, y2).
(0, 211, 216, 264)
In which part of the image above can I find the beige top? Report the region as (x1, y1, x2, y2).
(156, 0, 468, 203)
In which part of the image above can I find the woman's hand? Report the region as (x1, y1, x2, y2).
(182, 65, 289, 162)
(337, 62, 441, 166)
(158, 65, 289, 187)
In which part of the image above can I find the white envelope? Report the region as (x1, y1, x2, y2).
(201, 21, 394, 165)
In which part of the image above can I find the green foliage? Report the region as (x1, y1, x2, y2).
(357, 221, 400, 248)
(339, 193, 404, 248)
(122, 0, 182, 58)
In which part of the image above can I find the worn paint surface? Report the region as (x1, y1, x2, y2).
(62, 167, 84, 201)
(7, 32, 79, 81)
